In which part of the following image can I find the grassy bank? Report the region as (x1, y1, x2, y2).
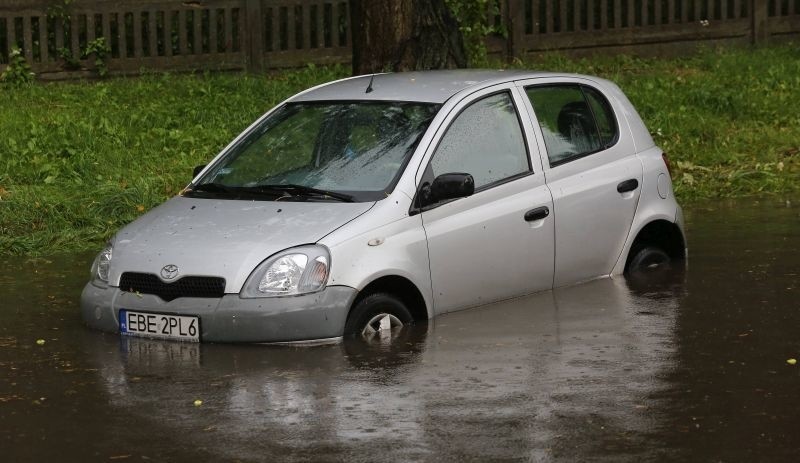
(1, 46, 798, 256)
(527, 46, 800, 202)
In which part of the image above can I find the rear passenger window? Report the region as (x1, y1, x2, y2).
(430, 92, 530, 189)
(525, 85, 618, 167)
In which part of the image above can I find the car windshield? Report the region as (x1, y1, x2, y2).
(188, 101, 440, 202)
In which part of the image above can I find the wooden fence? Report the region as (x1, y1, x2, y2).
(0, 0, 798, 78)
(508, 0, 800, 56)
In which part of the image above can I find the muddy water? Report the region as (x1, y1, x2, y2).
(0, 198, 798, 462)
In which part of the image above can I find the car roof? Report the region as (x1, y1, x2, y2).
(289, 69, 560, 104)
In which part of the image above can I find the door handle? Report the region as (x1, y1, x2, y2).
(617, 179, 639, 193)
(524, 206, 550, 222)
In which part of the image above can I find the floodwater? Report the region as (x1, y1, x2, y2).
(1, 197, 798, 462)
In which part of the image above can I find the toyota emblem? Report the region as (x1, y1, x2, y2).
(160, 264, 179, 280)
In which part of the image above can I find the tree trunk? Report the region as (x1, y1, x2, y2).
(350, 0, 467, 75)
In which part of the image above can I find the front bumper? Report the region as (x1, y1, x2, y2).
(80, 283, 358, 343)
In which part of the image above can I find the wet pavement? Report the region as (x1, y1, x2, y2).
(1, 197, 798, 462)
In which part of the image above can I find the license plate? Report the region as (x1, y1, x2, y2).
(119, 310, 200, 342)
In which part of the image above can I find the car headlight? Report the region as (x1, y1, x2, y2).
(241, 245, 330, 298)
(91, 242, 113, 284)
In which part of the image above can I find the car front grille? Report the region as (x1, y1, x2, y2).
(119, 272, 226, 302)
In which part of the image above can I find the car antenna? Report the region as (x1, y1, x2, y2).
(365, 73, 375, 94)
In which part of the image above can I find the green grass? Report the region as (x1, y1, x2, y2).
(520, 45, 800, 201)
(1, 46, 799, 256)
(0, 65, 347, 255)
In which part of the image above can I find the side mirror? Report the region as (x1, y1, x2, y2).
(193, 164, 207, 178)
(429, 172, 474, 204)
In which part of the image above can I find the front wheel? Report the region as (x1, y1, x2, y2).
(344, 293, 413, 339)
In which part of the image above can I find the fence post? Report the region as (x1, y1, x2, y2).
(506, 0, 522, 62)
(245, 0, 264, 71)
(751, 0, 768, 44)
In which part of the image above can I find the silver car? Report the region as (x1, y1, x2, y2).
(81, 70, 686, 343)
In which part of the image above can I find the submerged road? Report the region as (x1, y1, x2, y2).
(1, 197, 798, 461)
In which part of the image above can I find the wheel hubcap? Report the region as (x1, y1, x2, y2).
(361, 313, 403, 338)
(643, 255, 669, 270)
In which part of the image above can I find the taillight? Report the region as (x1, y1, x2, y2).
(662, 152, 672, 179)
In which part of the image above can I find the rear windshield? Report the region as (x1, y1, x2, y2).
(188, 101, 440, 202)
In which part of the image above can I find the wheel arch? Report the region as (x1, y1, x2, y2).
(349, 275, 430, 323)
(624, 219, 686, 273)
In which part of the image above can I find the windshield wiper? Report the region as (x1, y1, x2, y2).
(257, 184, 355, 202)
(188, 182, 232, 194)
(186, 182, 354, 202)
(186, 182, 282, 199)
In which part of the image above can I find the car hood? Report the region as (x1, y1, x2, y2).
(109, 196, 374, 293)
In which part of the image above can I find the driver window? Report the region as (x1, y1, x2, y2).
(430, 92, 530, 189)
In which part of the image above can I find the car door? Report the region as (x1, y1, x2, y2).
(417, 85, 555, 314)
(517, 78, 643, 287)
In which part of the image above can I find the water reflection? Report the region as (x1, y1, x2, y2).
(3, 197, 798, 461)
(83, 275, 683, 461)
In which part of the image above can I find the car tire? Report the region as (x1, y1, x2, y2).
(344, 292, 413, 339)
(627, 246, 671, 274)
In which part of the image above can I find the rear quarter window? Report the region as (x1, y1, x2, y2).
(583, 86, 618, 148)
